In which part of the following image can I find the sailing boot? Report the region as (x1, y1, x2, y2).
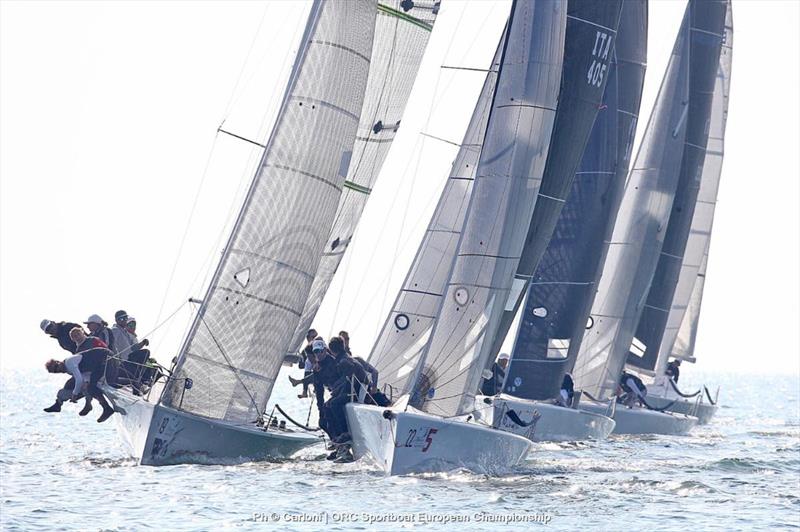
(97, 405, 115, 423)
(78, 401, 93, 416)
(43, 400, 62, 413)
(288, 375, 302, 387)
(333, 445, 354, 463)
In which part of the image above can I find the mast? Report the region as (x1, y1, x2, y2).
(503, 0, 647, 401)
(162, 0, 379, 423)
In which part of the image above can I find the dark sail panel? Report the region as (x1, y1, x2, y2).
(486, 0, 623, 370)
(503, 0, 647, 401)
(627, 0, 727, 372)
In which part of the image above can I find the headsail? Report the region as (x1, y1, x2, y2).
(626, 0, 727, 373)
(162, 0, 378, 422)
(406, 0, 567, 417)
(656, 1, 733, 373)
(288, 1, 439, 354)
(488, 0, 624, 368)
(368, 31, 505, 398)
(503, 0, 647, 401)
(573, 0, 726, 399)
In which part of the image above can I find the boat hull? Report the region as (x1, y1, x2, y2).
(345, 403, 532, 476)
(581, 400, 698, 435)
(644, 378, 719, 424)
(103, 385, 320, 465)
(473, 394, 615, 442)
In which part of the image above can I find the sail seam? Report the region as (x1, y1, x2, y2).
(496, 103, 557, 112)
(566, 14, 618, 33)
(231, 248, 313, 279)
(266, 164, 341, 192)
(216, 286, 302, 317)
(288, 96, 359, 121)
(538, 192, 566, 202)
(310, 40, 371, 63)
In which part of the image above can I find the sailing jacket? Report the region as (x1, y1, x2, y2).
(48, 321, 82, 353)
(111, 324, 135, 360)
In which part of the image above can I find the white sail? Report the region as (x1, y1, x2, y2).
(368, 30, 505, 400)
(408, 0, 566, 418)
(656, 1, 733, 373)
(163, 0, 378, 423)
(288, 1, 439, 353)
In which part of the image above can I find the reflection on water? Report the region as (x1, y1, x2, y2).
(1, 369, 798, 530)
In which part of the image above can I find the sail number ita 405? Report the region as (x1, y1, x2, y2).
(588, 30, 613, 87)
(401, 427, 438, 452)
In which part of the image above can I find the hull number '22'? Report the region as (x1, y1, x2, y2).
(403, 427, 438, 452)
(587, 30, 613, 87)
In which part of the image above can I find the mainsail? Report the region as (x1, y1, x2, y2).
(655, 2, 733, 374)
(626, 0, 727, 373)
(488, 0, 624, 366)
(404, 0, 567, 417)
(368, 32, 505, 398)
(163, 0, 378, 422)
(573, 0, 726, 399)
(503, 0, 647, 401)
(288, 1, 439, 353)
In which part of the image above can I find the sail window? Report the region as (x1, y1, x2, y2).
(586, 316, 594, 329)
(233, 268, 250, 288)
(453, 287, 470, 306)
(394, 313, 410, 331)
(629, 337, 646, 358)
(546, 338, 570, 359)
(532, 306, 548, 318)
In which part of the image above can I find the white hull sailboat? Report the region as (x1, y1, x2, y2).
(345, 402, 531, 476)
(472, 394, 615, 442)
(104, 385, 317, 465)
(579, 399, 697, 436)
(642, 377, 719, 424)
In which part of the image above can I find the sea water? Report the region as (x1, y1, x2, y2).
(1, 368, 798, 531)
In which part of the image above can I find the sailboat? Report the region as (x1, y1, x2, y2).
(476, 0, 646, 443)
(635, 3, 733, 425)
(345, 0, 574, 476)
(573, 0, 730, 435)
(101, 0, 440, 466)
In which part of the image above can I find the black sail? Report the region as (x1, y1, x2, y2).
(485, 0, 624, 374)
(503, 0, 648, 400)
(626, 0, 727, 372)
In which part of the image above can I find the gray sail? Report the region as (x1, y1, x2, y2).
(162, 0, 378, 422)
(409, 0, 567, 418)
(488, 0, 624, 370)
(367, 32, 505, 399)
(504, 0, 647, 401)
(572, 2, 694, 400)
(626, 0, 727, 373)
(288, 1, 439, 354)
(656, 2, 733, 374)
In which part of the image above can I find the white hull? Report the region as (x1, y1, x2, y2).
(345, 402, 532, 476)
(645, 378, 719, 424)
(103, 385, 320, 465)
(581, 400, 698, 435)
(472, 394, 615, 442)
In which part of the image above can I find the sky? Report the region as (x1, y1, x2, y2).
(1, 0, 798, 378)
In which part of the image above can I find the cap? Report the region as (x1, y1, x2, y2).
(84, 314, 105, 325)
(114, 310, 129, 322)
(40, 319, 54, 332)
(126, 316, 137, 325)
(498, 352, 510, 361)
(312, 339, 326, 352)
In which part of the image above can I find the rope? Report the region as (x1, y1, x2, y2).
(641, 396, 681, 413)
(704, 386, 717, 405)
(273, 404, 321, 433)
(668, 378, 701, 398)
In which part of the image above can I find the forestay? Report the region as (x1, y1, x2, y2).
(572, 2, 693, 400)
(408, 0, 566, 418)
(368, 30, 506, 401)
(162, 0, 378, 422)
(488, 0, 623, 371)
(626, 0, 727, 373)
(504, 0, 646, 402)
(288, 1, 439, 354)
(656, 1, 733, 374)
